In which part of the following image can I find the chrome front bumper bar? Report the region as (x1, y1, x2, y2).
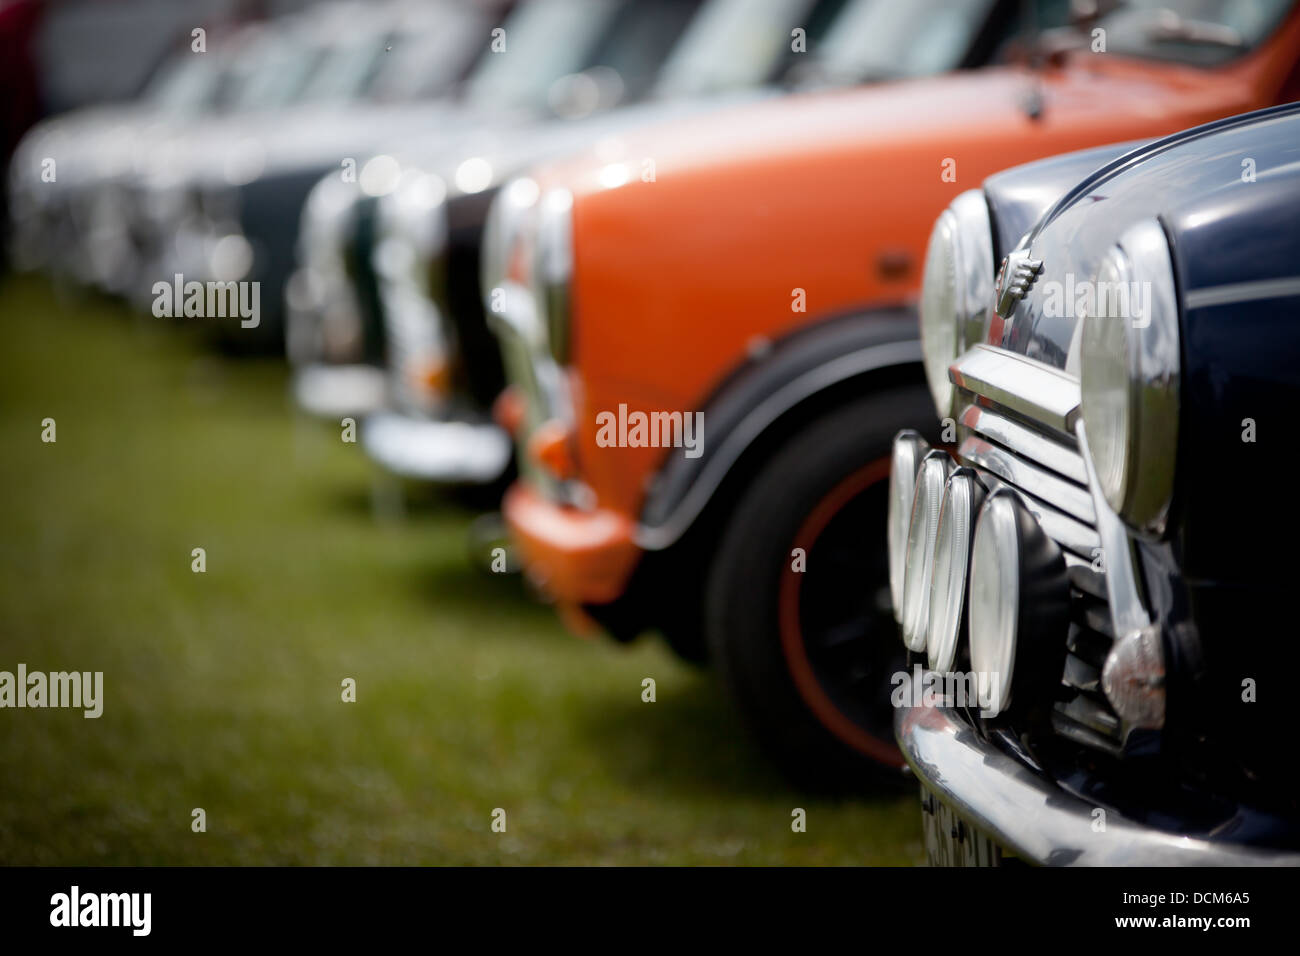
(896, 700, 1300, 866)
(292, 364, 388, 420)
(362, 410, 512, 484)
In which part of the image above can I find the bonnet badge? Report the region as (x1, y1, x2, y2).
(995, 250, 1043, 317)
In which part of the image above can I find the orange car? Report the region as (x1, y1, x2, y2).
(482, 2, 1300, 784)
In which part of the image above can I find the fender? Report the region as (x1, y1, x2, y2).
(636, 307, 923, 551)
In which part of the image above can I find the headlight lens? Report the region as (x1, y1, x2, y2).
(901, 451, 952, 652)
(1079, 218, 1180, 534)
(969, 491, 1019, 716)
(919, 190, 994, 418)
(927, 468, 984, 674)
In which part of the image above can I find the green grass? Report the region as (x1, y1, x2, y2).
(0, 275, 922, 865)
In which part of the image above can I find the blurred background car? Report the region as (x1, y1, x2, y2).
(113, 0, 511, 339)
(286, 0, 730, 432)
(7, 13, 290, 279)
(292, 0, 1060, 496)
(894, 101, 1300, 865)
(128, 0, 698, 355)
(480, 0, 1300, 786)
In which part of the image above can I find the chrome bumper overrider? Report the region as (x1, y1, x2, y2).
(896, 700, 1300, 866)
(362, 410, 511, 484)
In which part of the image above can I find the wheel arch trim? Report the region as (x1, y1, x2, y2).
(635, 312, 922, 552)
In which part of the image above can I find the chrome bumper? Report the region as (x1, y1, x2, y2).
(362, 409, 511, 484)
(896, 700, 1300, 866)
(292, 364, 388, 419)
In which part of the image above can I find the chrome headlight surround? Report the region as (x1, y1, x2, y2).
(374, 170, 448, 301)
(919, 190, 995, 418)
(1079, 218, 1180, 535)
(927, 467, 985, 674)
(887, 431, 930, 622)
(481, 176, 541, 315)
(374, 170, 453, 418)
(482, 178, 576, 498)
(901, 450, 953, 652)
(286, 173, 364, 365)
(535, 187, 573, 363)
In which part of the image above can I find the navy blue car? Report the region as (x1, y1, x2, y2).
(889, 102, 1300, 865)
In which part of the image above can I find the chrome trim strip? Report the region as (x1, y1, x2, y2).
(958, 436, 1096, 525)
(1075, 421, 1149, 635)
(949, 345, 1081, 434)
(1032, 508, 1100, 560)
(636, 340, 924, 551)
(1184, 275, 1300, 309)
(959, 404, 1087, 484)
(897, 701, 1300, 866)
(361, 411, 512, 484)
(965, 472, 1099, 558)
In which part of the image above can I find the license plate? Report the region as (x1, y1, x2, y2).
(919, 788, 1003, 866)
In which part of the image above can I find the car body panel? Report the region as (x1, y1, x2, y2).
(507, 6, 1300, 611)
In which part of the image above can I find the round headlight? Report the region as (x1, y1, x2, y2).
(1079, 218, 1180, 533)
(887, 431, 931, 622)
(927, 468, 985, 674)
(969, 491, 1019, 716)
(919, 190, 994, 417)
(901, 451, 952, 651)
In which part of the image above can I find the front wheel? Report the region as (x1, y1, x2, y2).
(705, 385, 937, 788)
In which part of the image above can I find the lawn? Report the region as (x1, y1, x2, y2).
(0, 275, 922, 865)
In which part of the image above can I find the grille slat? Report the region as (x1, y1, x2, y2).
(960, 405, 1087, 483)
(958, 435, 1096, 524)
(1062, 652, 1101, 694)
(951, 382, 1123, 751)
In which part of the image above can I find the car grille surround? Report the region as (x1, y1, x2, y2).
(949, 346, 1124, 754)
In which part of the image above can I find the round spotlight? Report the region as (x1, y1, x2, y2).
(969, 492, 1020, 715)
(969, 490, 1072, 718)
(926, 468, 985, 674)
(901, 451, 952, 652)
(887, 431, 931, 622)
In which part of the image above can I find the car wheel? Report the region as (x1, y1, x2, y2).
(705, 385, 937, 788)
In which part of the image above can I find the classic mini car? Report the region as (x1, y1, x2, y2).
(303, 0, 1051, 484)
(154, 0, 705, 356)
(288, 0, 732, 428)
(893, 101, 1300, 865)
(114, 0, 510, 348)
(483, 0, 1300, 784)
(5, 16, 285, 282)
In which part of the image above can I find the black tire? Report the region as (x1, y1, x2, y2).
(705, 385, 937, 789)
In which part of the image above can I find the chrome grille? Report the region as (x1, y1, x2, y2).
(951, 348, 1123, 753)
